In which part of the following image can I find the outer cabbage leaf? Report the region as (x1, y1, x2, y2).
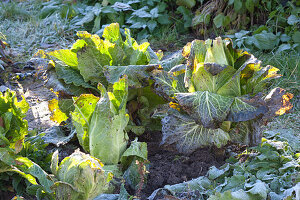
(176, 91, 234, 128)
(227, 96, 268, 122)
(204, 37, 229, 66)
(45, 69, 89, 97)
(75, 32, 111, 84)
(55, 63, 97, 90)
(153, 65, 188, 101)
(47, 49, 78, 69)
(159, 51, 185, 71)
(102, 23, 122, 43)
(161, 109, 230, 153)
(122, 28, 151, 65)
(104, 64, 160, 88)
(244, 65, 282, 95)
(48, 99, 68, 124)
(89, 77, 129, 164)
(71, 94, 100, 152)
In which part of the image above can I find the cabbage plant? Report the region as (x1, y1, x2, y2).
(51, 149, 113, 200)
(153, 37, 293, 153)
(71, 76, 129, 165)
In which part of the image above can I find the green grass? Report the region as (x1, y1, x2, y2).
(257, 51, 299, 110)
(257, 50, 299, 133)
(149, 24, 194, 52)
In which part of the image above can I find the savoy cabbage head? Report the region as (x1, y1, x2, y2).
(153, 37, 293, 153)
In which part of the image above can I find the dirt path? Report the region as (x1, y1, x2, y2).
(21, 76, 57, 131)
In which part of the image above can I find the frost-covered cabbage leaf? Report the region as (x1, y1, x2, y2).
(71, 76, 129, 165)
(51, 149, 113, 200)
(162, 108, 230, 153)
(154, 37, 293, 153)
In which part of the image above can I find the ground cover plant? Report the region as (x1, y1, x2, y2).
(0, 0, 299, 199)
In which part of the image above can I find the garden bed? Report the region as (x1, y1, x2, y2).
(140, 131, 227, 198)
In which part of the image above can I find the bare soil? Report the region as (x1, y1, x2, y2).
(130, 131, 227, 199)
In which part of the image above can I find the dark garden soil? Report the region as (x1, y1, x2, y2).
(0, 191, 15, 200)
(128, 131, 228, 199)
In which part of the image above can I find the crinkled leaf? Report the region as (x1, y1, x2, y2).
(204, 37, 229, 66)
(159, 50, 185, 71)
(55, 63, 96, 89)
(176, 91, 234, 128)
(0, 162, 38, 186)
(0, 90, 28, 152)
(52, 181, 81, 200)
(161, 109, 230, 153)
(227, 96, 268, 122)
(108, 76, 128, 113)
(153, 68, 187, 101)
(76, 35, 111, 84)
(54, 150, 112, 199)
(229, 121, 251, 144)
(244, 65, 281, 95)
(104, 64, 159, 88)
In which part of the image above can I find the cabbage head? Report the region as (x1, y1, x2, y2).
(153, 37, 293, 153)
(51, 149, 113, 200)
